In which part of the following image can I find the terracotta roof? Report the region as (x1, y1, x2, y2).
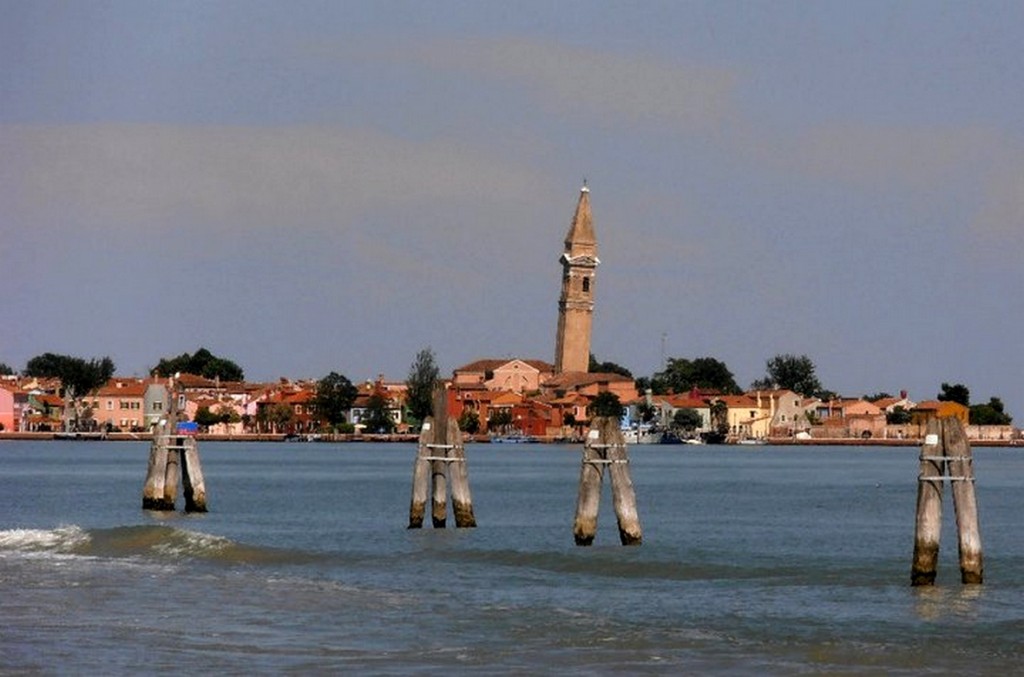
(543, 371, 633, 389)
(714, 395, 760, 408)
(455, 358, 554, 373)
(662, 395, 707, 409)
(95, 379, 148, 398)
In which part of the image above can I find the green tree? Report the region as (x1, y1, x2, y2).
(755, 354, 822, 398)
(154, 347, 244, 382)
(488, 409, 513, 432)
(590, 391, 624, 419)
(314, 372, 358, 429)
(938, 382, 970, 406)
(217, 405, 241, 428)
(406, 347, 440, 423)
(589, 353, 633, 378)
(886, 406, 912, 425)
(362, 393, 396, 433)
(25, 353, 116, 430)
(651, 357, 739, 395)
(672, 408, 703, 431)
(709, 400, 729, 437)
(194, 406, 222, 430)
(458, 409, 481, 434)
(635, 401, 656, 423)
(969, 397, 1013, 425)
(268, 402, 295, 433)
(0, 362, 13, 376)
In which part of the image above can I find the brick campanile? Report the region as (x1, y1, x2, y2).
(554, 184, 599, 374)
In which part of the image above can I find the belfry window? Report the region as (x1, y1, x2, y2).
(582, 277, 590, 293)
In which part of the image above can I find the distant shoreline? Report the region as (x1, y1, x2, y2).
(1, 431, 1021, 447)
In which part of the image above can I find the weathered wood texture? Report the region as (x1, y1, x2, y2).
(945, 417, 983, 584)
(572, 429, 604, 546)
(409, 385, 475, 529)
(182, 436, 208, 513)
(911, 419, 943, 586)
(911, 417, 983, 586)
(430, 387, 448, 529)
(142, 422, 174, 511)
(604, 420, 642, 545)
(447, 416, 476, 528)
(573, 416, 642, 546)
(408, 420, 432, 528)
(163, 446, 180, 506)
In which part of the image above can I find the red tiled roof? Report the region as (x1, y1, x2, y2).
(543, 371, 633, 389)
(455, 358, 554, 373)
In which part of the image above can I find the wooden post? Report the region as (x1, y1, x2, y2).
(447, 415, 476, 528)
(574, 416, 642, 546)
(142, 382, 209, 513)
(430, 388, 448, 529)
(408, 385, 475, 529)
(572, 427, 604, 545)
(945, 417, 983, 584)
(181, 436, 208, 513)
(408, 419, 432, 528)
(142, 423, 173, 510)
(911, 418, 943, 586)
(911, 417, 983, 586)
(605, 419, 642, 546)
(163, 441, 180, 507)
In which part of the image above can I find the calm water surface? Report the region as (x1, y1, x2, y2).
(2, 440, 1023, 674)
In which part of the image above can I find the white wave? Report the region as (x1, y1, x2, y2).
(0, 525, 91, 553)
(152, 529, 232, 558)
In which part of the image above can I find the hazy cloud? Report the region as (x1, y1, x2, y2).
(1, 123, 548, 237)
(402, 37, 740, 133)
(971, 160, 1024, 259)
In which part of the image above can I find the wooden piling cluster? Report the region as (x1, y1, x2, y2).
(408, 386, 476, 529)
(573, 416, 642, 546)
(142, 418, 207, 513)
(911, 416, 982, 585)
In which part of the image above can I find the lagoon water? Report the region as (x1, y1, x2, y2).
(2, 440, 1024, 674)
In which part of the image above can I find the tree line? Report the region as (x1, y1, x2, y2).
(2, 348, 1013, 431)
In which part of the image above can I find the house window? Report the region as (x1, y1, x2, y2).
(107, 401, 113, 411)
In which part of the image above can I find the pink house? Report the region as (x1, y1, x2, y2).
(0, 384, 14, 432)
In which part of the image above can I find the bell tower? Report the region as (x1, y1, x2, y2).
(554, 184, 599, 373)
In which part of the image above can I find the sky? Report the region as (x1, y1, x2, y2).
(2, 1, 1023, 417)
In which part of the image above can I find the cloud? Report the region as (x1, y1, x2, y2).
(0, 123, 548, 238)
(402, 37, 739, 133)
(971, 160, 1024, 259)
(735, 121, 1001, 190)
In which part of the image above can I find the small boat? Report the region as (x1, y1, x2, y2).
(491, 433, 539, 444)
(737, 438, 767, 446)
(623, 427, 663, 444)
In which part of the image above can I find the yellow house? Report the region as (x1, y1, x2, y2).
(717, 395, 773, 440)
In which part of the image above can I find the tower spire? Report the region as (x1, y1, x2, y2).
(554, 184, 599, 374)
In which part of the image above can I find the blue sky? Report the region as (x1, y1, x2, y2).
(3, 1, 1023, 416)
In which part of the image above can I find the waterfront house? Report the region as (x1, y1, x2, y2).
(716, 394, 772, 440)
(656, 393, 712, 434)
(0, 383, 14, 432)
(85, 378, 149, 432)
